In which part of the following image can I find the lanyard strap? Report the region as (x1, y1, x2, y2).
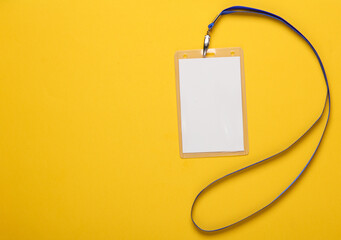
(191, 6, 331, 232)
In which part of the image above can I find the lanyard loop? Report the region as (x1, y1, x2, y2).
(193, 6, 330, 232)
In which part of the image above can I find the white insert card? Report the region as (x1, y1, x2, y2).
(178, 57, 244, 154)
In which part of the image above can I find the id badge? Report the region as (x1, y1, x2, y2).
(174, 48, 248, 158)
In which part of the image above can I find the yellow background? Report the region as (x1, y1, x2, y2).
(0, 0, 340, 239)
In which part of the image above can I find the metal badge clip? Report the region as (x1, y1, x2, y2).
(203, 31, 210, 57)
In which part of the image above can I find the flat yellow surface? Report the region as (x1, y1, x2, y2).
(0, 0, 340, 239)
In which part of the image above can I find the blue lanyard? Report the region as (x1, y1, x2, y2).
(191, 6, 330, 232)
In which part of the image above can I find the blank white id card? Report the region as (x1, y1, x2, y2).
(174, 48, 249, 158)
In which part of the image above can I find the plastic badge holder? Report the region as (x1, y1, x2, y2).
(174, 48, 249, 158)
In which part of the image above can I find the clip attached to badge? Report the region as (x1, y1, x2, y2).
(202, 32, 210, 57)
(203, 15, 221, 57)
